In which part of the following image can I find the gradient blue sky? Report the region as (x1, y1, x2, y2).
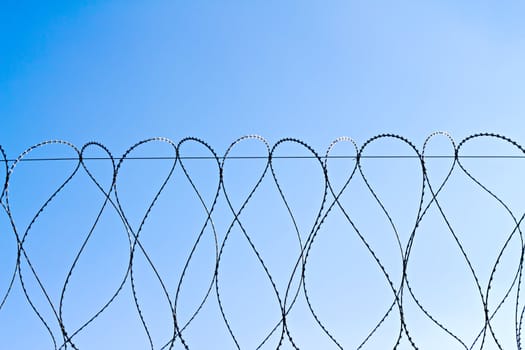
(1, 1, 525, 349)
(2, 0, 525, 151)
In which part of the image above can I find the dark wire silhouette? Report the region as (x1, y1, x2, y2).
(0, 133, 524, 349)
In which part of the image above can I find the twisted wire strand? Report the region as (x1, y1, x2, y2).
(57, 141, 134, 350)
(114, 138, 179, 350)
(321, 136, 402, 349)
(0, 144, 17, 312)
(4, 140, 82, 350)
(299, 136, 359, 350)
(403, 132, 468, 349)
(168, 137, 222, 350)
(216, 135, 280, 349)
(269, 138, 329, 350)
(456, 133, 525, 350)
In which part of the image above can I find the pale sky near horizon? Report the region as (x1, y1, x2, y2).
(1, 1, 525, 349)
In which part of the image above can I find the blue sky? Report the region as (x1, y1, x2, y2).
(2, 0, 525, 151)
(1, 1, 525, 349)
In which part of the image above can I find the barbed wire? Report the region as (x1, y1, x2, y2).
(0, 132, 524, 349)
(5, 155, 525, 163)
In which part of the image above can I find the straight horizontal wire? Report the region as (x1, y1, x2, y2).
(3, 155, 525, 162)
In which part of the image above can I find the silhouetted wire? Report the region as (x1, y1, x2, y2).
(1, 133, 525, 350)
(404, 132, 469, 349)
(57, 142, 133, 350)
(456, 133, 525, 350)
(215, 135, 277, 350)
(169, 137, 222, 350)
(7, 154, 525, 163)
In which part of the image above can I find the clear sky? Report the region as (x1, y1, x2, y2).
(1, 1, 525, 349)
